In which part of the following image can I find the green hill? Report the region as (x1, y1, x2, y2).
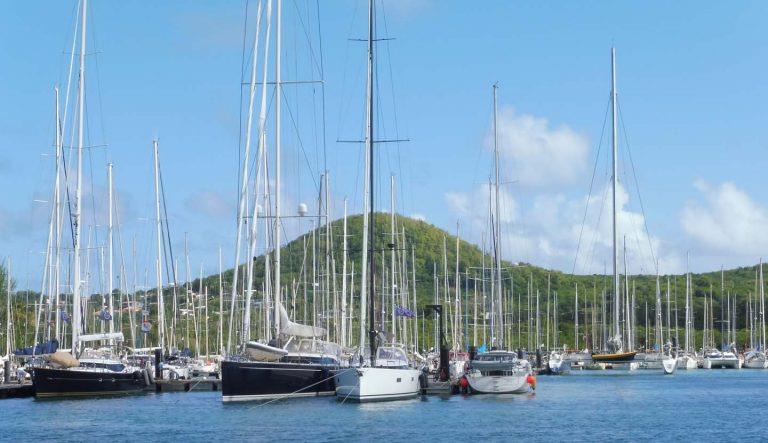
(192, 213, 758, 352)
(3, 214, 759, 355)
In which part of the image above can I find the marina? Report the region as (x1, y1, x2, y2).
(3, 0, 768, 440)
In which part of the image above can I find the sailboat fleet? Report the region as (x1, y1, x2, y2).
(3, 0, 768, 408)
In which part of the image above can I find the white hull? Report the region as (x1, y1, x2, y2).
(676, 355, 698, 370)
(662, 357, 678, 374)
(466, 372, 529, 394)
(335, 367, 420, 402)
(743, 353, 768, 369)
(702, 358, 740, 369)
(743, 358, 768, 369)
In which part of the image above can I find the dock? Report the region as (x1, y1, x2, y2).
(0, 383, 34, 399)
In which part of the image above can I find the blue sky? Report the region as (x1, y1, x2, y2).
(2, 1, 768, 288)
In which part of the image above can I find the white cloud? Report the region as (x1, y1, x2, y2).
(681, 180, 768, 256)
(489, 107, 589, 188)
(410, 213, 426, 222)
(185, 190, 233, 219)
(445, 183, 680, 275)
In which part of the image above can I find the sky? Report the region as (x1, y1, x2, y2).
(2, 0, 768, 290)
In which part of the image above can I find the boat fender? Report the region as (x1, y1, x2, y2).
(459, 375, 468, 389)
(526, 375, 536, 390)
(143, 369, 151, 387)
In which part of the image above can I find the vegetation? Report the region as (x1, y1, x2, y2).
(3, 215, 763, 354)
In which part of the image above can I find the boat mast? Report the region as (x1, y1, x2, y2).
(610, 47, 621, 351)
(492, 83, 503, 349)
(761, 260, 766, 353)
(107, 162, 114, 337)
(390, 175, 396, 344)
(341, 198, 348, 348)
(366, 0, 376, 366)
(153, 139, 166, 353)
(71, 0, 88, 355)
(5, 258, 10, 358)
(219, 247, 224, 355)
(274, 0, 283, 342)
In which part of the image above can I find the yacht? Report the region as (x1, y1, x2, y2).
(332, 0, 421, 404)
(743, 351, 768, 369)
(701, 349, 740, 369)
(32, 333, 150, 398)
(547, 349, 571, 375)
(466, 350, 533, 394)
(335, 345, 420, 402)
(222, 337, 341, 402)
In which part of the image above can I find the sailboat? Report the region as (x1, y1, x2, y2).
(661, 277, 678, 374)
(590, 48, 636, 366)
(221, 0, 343, 402)
(464, 84, 533, 394)
(677, 255, 698, 369)
(333, 0, 420, 402)
(32, 0, 150, 398)
(744, 260, 767, 369)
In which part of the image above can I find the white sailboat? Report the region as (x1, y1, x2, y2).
(465, 84, 533, 394)
(744, 260, 767, 369)
(334, 0, 419, 402)
(662, 277, 678, 374)
(677, 254, 698, 370)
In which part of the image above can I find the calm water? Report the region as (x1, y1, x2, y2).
(4, 370, 768, 441)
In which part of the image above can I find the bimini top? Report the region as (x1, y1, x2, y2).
(284, 338, 341, 359)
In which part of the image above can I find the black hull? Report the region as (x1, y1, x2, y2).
(32, 367, 149, 398)
(221, 360, 337, 402)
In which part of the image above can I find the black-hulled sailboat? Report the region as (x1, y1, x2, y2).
(31, 0, 149, 398)
(220, 0, 341, 402)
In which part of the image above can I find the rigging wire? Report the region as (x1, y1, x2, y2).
(618, 101, 658, 273)
(572, 94, 611, 274)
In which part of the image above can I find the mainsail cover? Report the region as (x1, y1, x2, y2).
(278, 303, 326, 338)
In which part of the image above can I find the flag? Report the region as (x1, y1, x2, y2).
(395, 306, 416, 318)
(141, 321, 152, 333)
(98, 309, 113, 321)
(60, 311, 70, 323)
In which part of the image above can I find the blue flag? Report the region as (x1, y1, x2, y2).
(98, 309, 113, 321)
(59, 311, 70, 323)
(395, 306, 416, 318)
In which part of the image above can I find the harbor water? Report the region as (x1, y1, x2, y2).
(4, 370, 767, 441)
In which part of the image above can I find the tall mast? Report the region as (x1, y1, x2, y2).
(366, 0, 376, 366)
(575, 283, 579, 350)
(610, 47, 620, 348)
(492, 83, 503, 349)
(227, 0, 266, 354)
(390, 175, 396, 344)
(274, 0, 283, 340)
(153, 139, 166, 352)
(53, 85, 63, 345)
(341, 198, 348, 348)
(71, 0, 88, 355)
(761, 260, 766, 352)
(5, 258, 10, 358)
(219, 247, 224, 356)
(107, 162, 114, 336)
